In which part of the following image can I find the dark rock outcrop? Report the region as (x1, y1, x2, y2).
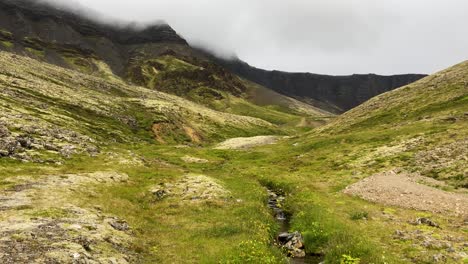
(0, 0, 187, 45)
(0, 0, 189, 75)
(203, 53, 427, 113)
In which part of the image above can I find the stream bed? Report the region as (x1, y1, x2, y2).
(267, 189, 324, 264)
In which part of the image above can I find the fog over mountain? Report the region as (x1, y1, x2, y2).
(41, 0, 467, 75)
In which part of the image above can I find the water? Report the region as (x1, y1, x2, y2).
(266, 189, 324, 264)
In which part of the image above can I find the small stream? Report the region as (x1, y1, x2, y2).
(267, 189, 324, 264)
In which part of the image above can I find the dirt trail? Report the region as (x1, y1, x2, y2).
(0, 172, 133, 264)
(344, 170, 468, 217)
(214, 135, 279, 150)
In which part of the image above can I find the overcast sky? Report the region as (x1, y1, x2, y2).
(46, 0, 467, 75)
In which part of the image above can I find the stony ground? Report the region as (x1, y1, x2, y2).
(343, 170, 468, 217)
(0, 172, 133, 264)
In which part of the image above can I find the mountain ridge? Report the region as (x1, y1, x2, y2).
(0, 0, 424, 114)
(201, 51, 427, 113)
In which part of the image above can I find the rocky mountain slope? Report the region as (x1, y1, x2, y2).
(0, 0, 330, 127)
(0, 51, 282, 161)
(206, 54, 427, 113)
(0, 0, 423, 115)
(320, 60, 468, 188)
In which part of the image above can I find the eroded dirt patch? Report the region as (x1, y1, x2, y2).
(343, 170, 468, 217)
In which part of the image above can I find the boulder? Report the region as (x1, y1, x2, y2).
(109, 219, 130, 231)
(277, 231, 305, 258)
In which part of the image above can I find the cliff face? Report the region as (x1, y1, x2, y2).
(0, 0, 189, 74)
(207, 56, 427, 113)
(0, 0, 187, 45)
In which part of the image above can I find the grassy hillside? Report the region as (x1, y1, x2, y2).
(126, 53, 331, 127)
(0, 51, 466, 264)
(0, 51, 319, 263)
(320, 60, 468, 187)
(228, 61, 467, 263)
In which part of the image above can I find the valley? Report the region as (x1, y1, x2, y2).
(0, 1, 467, 263)
(0, 50, 466, 263)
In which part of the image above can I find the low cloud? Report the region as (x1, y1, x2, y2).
(39, 0, 468, 75)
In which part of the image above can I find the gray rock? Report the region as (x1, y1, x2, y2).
(17, 136, 33, 149)
(277, 231, 305, 258)
(59, 145, 76, 158)
(152, 189, 167, 200)
(43, 143, 59, 151)
(109, 219, 130, 231)
(412, 217, 439, 228)
(0, 138, 21, 156)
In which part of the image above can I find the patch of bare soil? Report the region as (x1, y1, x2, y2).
(0, 172, 134, 264)
(214, 136, 279, 150)
(343, 170, 468, 217)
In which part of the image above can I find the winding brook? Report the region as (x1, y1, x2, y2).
(267, 189, 324, 264)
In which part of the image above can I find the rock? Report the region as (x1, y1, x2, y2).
(16, 136, 33, 149)
(423, 239, 443, 249)
(446, 246, 455, 253)
(60, 145, 76, 158)
(412, 217, 439, 228)
(277, 231, 305, 258)
(278, 232, 293, 243)
(43, 143, 59, 151)
(0, 138, 21, 156)
(86, 146, 100, 156)
(109, 219, 130, 231)
(151, 189, 167, 200)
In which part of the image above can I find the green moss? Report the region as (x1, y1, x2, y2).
(0, 41, 13, 49)
(25, 47, 45, 58)
(63, 56, 95, 74)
